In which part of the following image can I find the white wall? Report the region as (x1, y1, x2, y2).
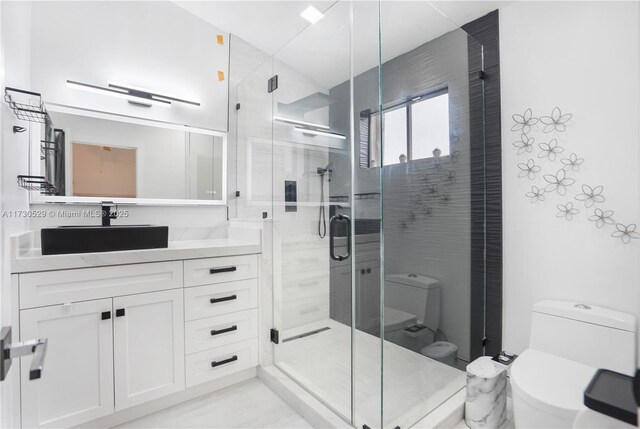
(22, 1, 235, 241)
(30, 1, 229, 131)
(0, 2, 33, 426)
(500, 1, 640, 356)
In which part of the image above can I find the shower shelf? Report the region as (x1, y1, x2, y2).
(17, 175, 56, 195)
(4, 87, 49, 123)
(40, 140, 59, 160)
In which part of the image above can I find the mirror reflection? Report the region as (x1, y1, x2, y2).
(38, 111, 225, 202)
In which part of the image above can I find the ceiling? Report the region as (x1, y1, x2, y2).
(174, 1, 508, 88)
(173, 1, 337, 56)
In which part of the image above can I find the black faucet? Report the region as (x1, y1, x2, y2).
(101, 202, 117, 226)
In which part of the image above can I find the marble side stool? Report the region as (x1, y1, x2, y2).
(465, 356, 508, 429)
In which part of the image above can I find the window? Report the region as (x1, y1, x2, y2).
(362, 90, 450, 167)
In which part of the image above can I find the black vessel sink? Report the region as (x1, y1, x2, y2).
(41, 225, 169, 255)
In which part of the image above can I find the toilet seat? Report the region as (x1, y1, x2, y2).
(511, 349, 597, 421)
(383, 306, 417, 333)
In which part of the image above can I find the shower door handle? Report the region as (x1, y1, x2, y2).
(329, 214, 351, 261)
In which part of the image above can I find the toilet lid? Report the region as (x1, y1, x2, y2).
(511, 349, 597, 420)
(383, 307, 416, 332)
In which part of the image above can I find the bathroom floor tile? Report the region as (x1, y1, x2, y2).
(114, 378, 312, 429)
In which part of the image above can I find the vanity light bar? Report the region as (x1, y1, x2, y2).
(67, 80, 170, 107)
(294, 126, 346, 140)
(274, 116, 330, 130)
(66, 80, 200, 107)
(108, 82, 201, 107)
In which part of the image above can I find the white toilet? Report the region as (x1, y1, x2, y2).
(384, 274, 440, 346)
(383, 274, 457, 365)
(510, 300, 636, 429)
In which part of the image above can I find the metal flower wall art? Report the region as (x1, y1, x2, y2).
(512, 106, 636, 244)
(401, 151, 462, 230)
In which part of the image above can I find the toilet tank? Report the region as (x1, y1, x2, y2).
(529, 300, 636, 374)
(384, 274, 441, 331)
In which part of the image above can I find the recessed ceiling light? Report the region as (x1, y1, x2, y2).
(301, 5, 324, 24)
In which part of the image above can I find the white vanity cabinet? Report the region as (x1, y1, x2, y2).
(183, 255, 259, 388)
(113, 289, 185, 410)
(20, 299, 115, 429)
(13, 251, 260, 429)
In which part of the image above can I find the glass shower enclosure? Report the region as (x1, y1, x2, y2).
(232, 2, 486, 427)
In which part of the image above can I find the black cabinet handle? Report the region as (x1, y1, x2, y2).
(366, 268, 371, 274)
(101, 311, 111, 320)
(361, 269, 365, 275)
(210, 355, 238, 368)
(210, 294, 237, 304)
(115, 308, 125, 317)
(210, 325, 237, 336)
(209, 266, 237, 274)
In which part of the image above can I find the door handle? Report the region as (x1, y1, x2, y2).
(1, 327, 48, 381)
(329, 214, 351, 261)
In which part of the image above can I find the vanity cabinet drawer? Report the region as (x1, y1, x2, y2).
(185, 309, 258, 354)
(19, 261, 183, 309)
(185, 339, 258, 388)
(183, 255, 257, 287)
(184, 279, 257, 321)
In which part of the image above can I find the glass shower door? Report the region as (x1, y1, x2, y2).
(376, 3, 486, 428)
(231, 1, 489, 428)
(269, 1, 355, 424)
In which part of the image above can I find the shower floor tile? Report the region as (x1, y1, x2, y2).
(276, 319, 465, 428)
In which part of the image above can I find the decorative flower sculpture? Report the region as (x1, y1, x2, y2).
(518, 159, 541, 180)
(575, 184, 605, 208)
(525, 186, 545, 203)
(441, 170, 456, 183)
(513, 134, 534, 155)
(540, 107, 572, 133)
(439, 193, 451, 205)
(557, 202, 579, 221)
(512, 108, 538, 134)
(588, 208, 615, 229)
(611, 223, 639, 244)
(560, 153, 584, 172)
(421, 183, 439, 196)
(543, 168, 575, 195)
(538, 139, 565, 161)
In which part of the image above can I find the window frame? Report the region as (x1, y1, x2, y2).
(360, 87, 449, 168)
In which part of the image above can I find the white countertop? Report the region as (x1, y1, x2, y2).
(12, 238, 262, 274)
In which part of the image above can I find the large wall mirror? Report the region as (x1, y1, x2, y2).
(31, 106, 227, 205)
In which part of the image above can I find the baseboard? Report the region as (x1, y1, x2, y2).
(258, 365, 352, 429)
(80, 367, 257, 428)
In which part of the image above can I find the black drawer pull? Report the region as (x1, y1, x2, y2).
(101, 311, 111, 320)
(210, 325, 238, 336)
(211, 355, 238, 368)
(210, 294, 237, 304)
(115, 308, 125, 317)
(209, 266, 237, 274)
